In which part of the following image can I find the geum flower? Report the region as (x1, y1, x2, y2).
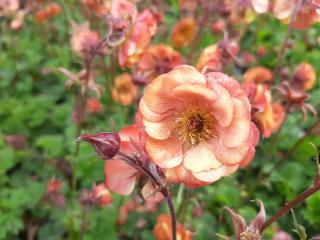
(118, 9, 158, 67)
(272, 0, 320, 29)
(293, 62, 316, 91)
(153, 214, 193, 240)
(243, 82, 285, 138)
(218, 200, 266, 240)
(135, 44, 184, 84)
(111, 73, 138, 106)
(139, 65, 259, 187)
(171, 17, 197, 48)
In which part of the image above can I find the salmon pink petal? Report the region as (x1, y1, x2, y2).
(119, 125, 140, 142)
(192, 164, 239, 182)
(210, 83, 234, 127)
(239, 146, 256, 167)
(172, 83, 218, 104)
(143, 75, 183, 114)
(218, 98, 251, 148)
(211, 138, 250, 164)
(146, 134, 184, 168)
(183, 143, 221, 172)
(143, 116, 176, 140)
(139, 98, 173, 122)
(104, 160, 137, 195)
(170, 65, 206, 85)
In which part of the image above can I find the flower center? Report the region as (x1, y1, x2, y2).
(239, 226, 261, 240)
(175, 105, 216, 146)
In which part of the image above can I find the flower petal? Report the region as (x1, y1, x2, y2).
(146, 134, 184, 168)
(192, 164, 238, 182)
(143, 116, 176, 140)
(104, 160, 137, 195)
(218, 98, 251, 148)
(183, 142, 221, 172)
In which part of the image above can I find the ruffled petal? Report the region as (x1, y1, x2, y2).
(146, 134, 184, 168)
(192, 164, 238, 182)
(211, 138, 250, 165)
(143, 116, 176, 140)
(183, 142, 221, 172)
(218, 98, 251, 148)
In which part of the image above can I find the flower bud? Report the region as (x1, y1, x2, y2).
(80, 132, 121, 159)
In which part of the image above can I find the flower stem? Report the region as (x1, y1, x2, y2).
(79, 203, 89, 240)
(161, 188, 177, 240)
(273, 0, 304, 78)
(261, 181, 320, 232)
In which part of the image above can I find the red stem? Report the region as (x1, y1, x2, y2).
(261, 181, 320, 232)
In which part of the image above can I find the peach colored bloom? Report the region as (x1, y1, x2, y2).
(86, 98, 103, 113)
(112, 73, 138, 106)
(243, 82, 285, 138)
(272, 0, 320, 29)
(196, 41, 239, 72)
(153, 214, 193, 240)
(92, 183, 112, 206)
(243, 67, 273, 84)
(137, 44, 184, 83)
(118, 9, 158, 67)
(104, 125, 145, 195)
(293, 62, 316, 91)
(171, 18, 197, 48)
(139, 65, 258, 186)
(70, 21, 102, 58)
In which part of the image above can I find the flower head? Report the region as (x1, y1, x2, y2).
(111, 73, 138, 106)
(70, 22, 102, 58)
(171, 18, 197, 48)
(272, 0, 320, 29)
(243, 67, 273, 84)
(243, 82, 285, 138)
(118, 9, 158, 67)
(139, 65, 258, 187)
(136, 44, 184, 83)
(153, 214, 193, 240)
(293, 62, 316, 91)
(0, 0, 19, 17)
(219, 200, 266, 240)
(103, 125, 146, 195)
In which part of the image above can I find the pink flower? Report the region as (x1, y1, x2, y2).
(70, 22, 102, 58)
(136, 44, 184, 83)
(118, 9, 158, 67)
(139, 65, 258, 187)
(293, 62, 316, 91)
(103, 125, 145, 195)
(243, 82, 285, 138)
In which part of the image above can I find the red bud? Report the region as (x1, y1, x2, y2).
(80, 132, 121, 159)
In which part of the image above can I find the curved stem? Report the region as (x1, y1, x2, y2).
(161, 188, 177, 240)
(261, 182, 320, 232)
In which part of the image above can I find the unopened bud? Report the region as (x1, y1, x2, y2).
(80, 132, 121, 159)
